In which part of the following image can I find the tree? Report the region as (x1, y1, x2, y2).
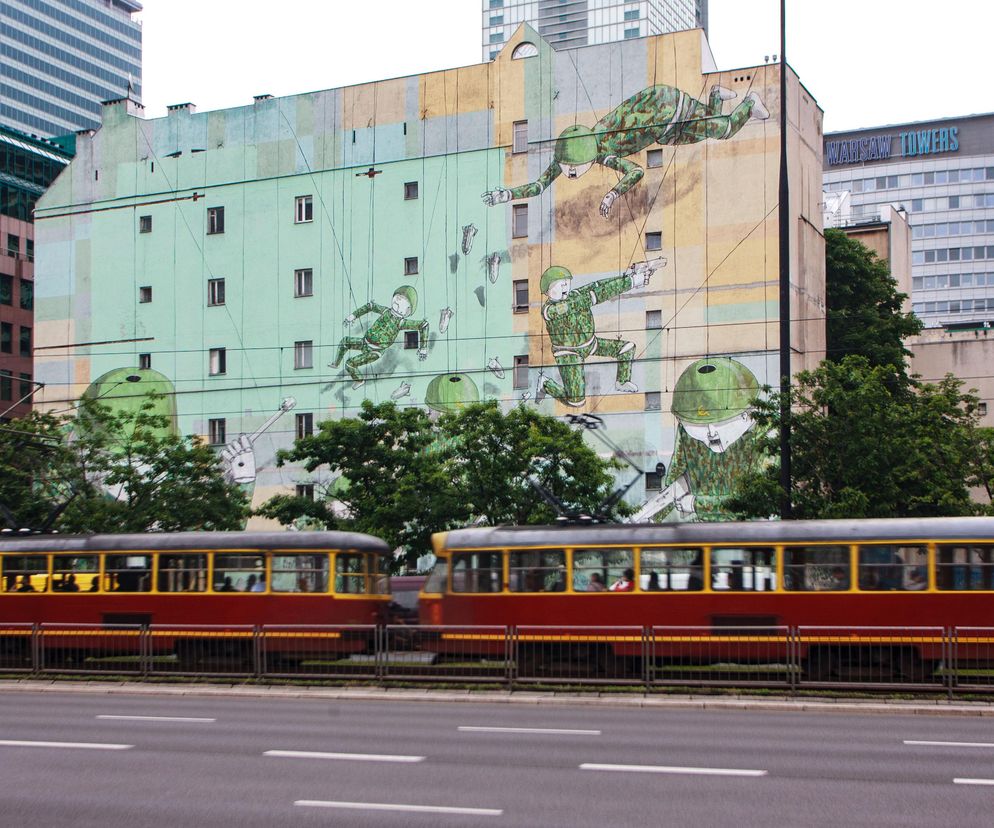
(825, 228, 923, 369)
(728, 356, 983, 520)
(256, 400, 629, 567)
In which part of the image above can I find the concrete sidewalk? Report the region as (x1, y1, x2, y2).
(2, 678, 993, 717)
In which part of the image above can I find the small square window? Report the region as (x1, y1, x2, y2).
(512, 120, 528, 154)
(295, 412, 314, 439)
(138, 353, 151, 370)
(512, 204, 528, 238)
(404, 256, 419, 276)
(207, 206, 225, 234)
(646, 309, 662, 329)
(647, 149, 663, 168)
(208, 278, 225, 306)
(294, 340, 313, 370)
(645, 391, 661, 411)
(645, 471, 662, 490)
(513, 354, 529, 388)
(513, 279, 529, 312)
(209, 347, 226, 376)
(624, 27, 639, 38)
(295, 195, 313, 223)
(139, 215, 152, 233)
(139, 285, 152, 303)
(296, 483, 315, 500)
(645, 231, 662, 251)
(404, 181, 419, 200)
(404, 330, 419, 349)
(949, 196, 960, 209)
(294, 268, 313, 297)
(208, 418, 226, 445)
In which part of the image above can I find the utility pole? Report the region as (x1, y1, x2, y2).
(778, 0, 792, 519)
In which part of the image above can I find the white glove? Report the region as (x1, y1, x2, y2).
(417, 347, 428, 361)
(220, 434, 257, 484)
(482, 187, 512, 206)
(600, 190, 619, 218)
(675, 492, 697, 517)
(343, 313, 356, 327)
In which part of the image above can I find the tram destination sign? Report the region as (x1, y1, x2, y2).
(826, 126, 960, 167)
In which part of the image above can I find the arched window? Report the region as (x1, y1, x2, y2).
(511, 42, 538, 59)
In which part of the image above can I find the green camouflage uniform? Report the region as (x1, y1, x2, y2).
(333, 302, 429, 383)
(541, 273, 636, 406)
(510, 84, 758, 200)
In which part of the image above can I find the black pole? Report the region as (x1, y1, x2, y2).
(778, 0, 792, 519)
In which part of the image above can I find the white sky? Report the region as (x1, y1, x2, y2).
(137, 1, 987, 133)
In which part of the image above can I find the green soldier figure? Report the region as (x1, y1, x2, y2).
(536, 260, 663, 407)
(631, 357, 762, 522)
(332, 285, 429, 389)
(483, 84, 768, 218)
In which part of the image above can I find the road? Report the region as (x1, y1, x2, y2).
(1, 690, 993, 827)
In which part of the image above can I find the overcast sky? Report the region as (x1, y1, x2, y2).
(137, 1, 985, 133)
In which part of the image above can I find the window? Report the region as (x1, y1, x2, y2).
(207, 206, 225, 234)
(105, 555, 151, 593)
(710, 547, 776, 591)
(451, 552, 502, 593)
(274, 553, 329, 593)
(208, 277, 225, 306)
(645, 391, 661, 410)
(404, 330, 419, 349)
(295, 412, 314, 439)
(489, 31, 504, 43)
(857, 545, 927, 590)
(295, 484, 315, 500)
(294, 268, 313, 297)
(783, 545, 850, 591)
(19, 280, 32, 311)
(1, 555, 48, 592)
(18, 326, 30, 356)
(0, 371, 11, 401)
(18, 373, 31, 399)
(213, 553, 265, 593)
(647, 148, 663, 168)
(0, 274, 10, 305)
(513, 279, 529, 312)
(404, 256, 419, 276)
(138, 353, 151, 370)
(624, 27, 640, 38)
(0, 322, 10, 354)
(293, 340, 312, 370)
(949, 196, 960, 209)
(490, 14, 504, 25)
(512, 203, 528, 238)
(936, 545, 994, 591)
(640, 548, 703, 591)
(645, 231, 662, 251)
(624, 8, 639, 19)
(208, 418, 226, 445)
(911, 198, 922, 211)
(572, 548, 634, 592)
(295, 195, 313, 223)
(508, 550, 566, 592)
(6, 233, 19, 256)
(646, 309, 662, 329)
(645, 469, 662, 490)
(512, 120, 528, 154)
(209, 347, 226, 375)
(404, 181, 419, 200)
(157, 554, 207, 592)
(513, 354, 529, 388)
(25, 239, 33, 262)
(138, 285, 152, 303)
(139, 215, 152, 233)
(49, 555, 98, 592)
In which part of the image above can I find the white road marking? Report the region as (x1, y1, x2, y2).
(296, 800, 502, 816)
(580, 762, 767, 777)
(905, 740, 994, 748)
(264, 750, 424, 763)
(459, 726, 601, 736)
(97, 715, 216, 723)
(954, 778, 994, 786)
(0, 740, 133, 750)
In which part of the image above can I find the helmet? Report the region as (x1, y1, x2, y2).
(79, 367, 179, 443)
(425, 373, 480, 414)
(554, 125, 598, 165)
(671, 358, 759, 424)
(392, 285, 418, 315)
(540, 265, 572, 295)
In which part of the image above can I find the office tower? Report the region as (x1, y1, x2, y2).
(1, 0, 143, 138)
(482, 0, 707, 60)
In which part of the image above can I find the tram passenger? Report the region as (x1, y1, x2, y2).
(251, 575, 266, 593)
(16, 575, 35, 592)
(610, 569, 635, 592)
(246, 574, 258, 592)
(587, 572, 606, 592)
(64, 574, 79, 592)
(829, 567, 849, 590)
(647, 571, 661, 591)
(218, 576, 234, 592)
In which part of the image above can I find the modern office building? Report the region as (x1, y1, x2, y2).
(33, 25, 824, 521)
(823, 113, 994, 330)
(1, 0, 143, 138)
(482, 0, 707, 60)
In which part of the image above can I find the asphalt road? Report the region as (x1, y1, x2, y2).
(1, 690, 993, 827)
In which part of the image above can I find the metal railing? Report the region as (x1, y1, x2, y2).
(1, 623, 992, 694)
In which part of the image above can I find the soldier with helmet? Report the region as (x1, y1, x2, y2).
(483, 83, 768, 218)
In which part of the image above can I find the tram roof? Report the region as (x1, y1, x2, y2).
(0, 531, 391, 554)
(437, 517, 994, 549)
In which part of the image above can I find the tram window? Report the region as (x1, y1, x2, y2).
(710, 547, 775, 591)
(573, 548, 634, 592)
(213, 553, 264, 593)
(639, 548, 703, 591)
(51, 555, 98, 592)
(936, 545, 994, 591)
(1, 556, 48, 593)
(451, 552, 502, 593)
(336, 552, 368, 594)
(857, 545, 927, 590)
(272, 553, 328, 593)
(105, 555, 152, 593)
(508, 550, 566, 592)
(783, 546, 850, 591)
(371, 554, 391, 595)
(157, 554, 208, 592)
(423, 558, 448, 593)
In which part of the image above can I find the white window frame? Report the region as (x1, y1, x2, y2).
(207, 206, 224, 235)
(208, 418, 226, 445)
(294, 268, 313, 298)
(513, 355, 529, 388)
(209, 347, 226, 376)
(295, 195, 313, 224)
(208, 277, 225, 306)
(294, 340, 313, 370)
(512, 204, 528, 238)
(646, 231, 662, 251)
(295, 412, 314, 439)
(646, 149, 663, 168)
(513, 279, 529, 313)
(512, 120, 528, 154)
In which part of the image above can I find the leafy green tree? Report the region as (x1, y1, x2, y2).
(729, 356, 983, 519)
(825, 228, 922, 369)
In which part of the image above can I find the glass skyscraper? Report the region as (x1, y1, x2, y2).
(482, 0, 707, 60)
(0, 0, 143, 138)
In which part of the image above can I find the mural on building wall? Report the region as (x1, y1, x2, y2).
(482, 83, 769, 217)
